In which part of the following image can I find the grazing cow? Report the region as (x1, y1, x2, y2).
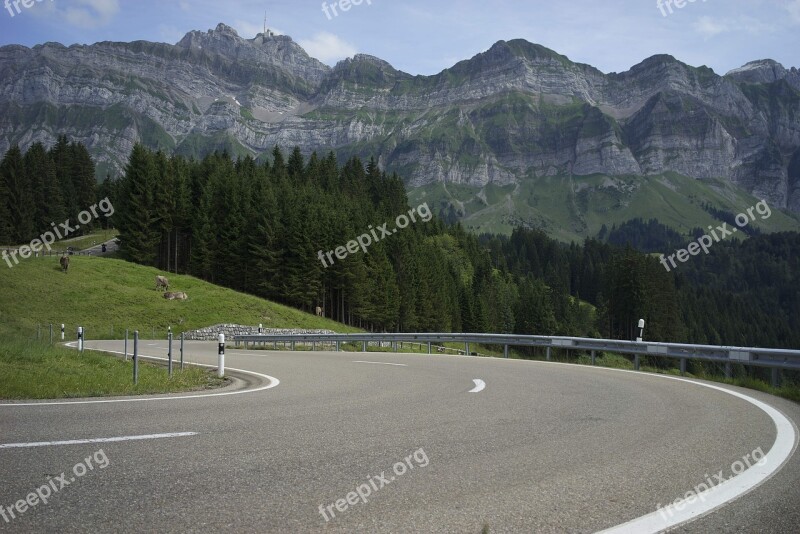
(316, 306, 323, 317)
(155, 275, 169, 291)
(163, 291, 188, 301)
(60, 254, 70, 273)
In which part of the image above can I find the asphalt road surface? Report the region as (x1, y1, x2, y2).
(1, 341, 798, 533)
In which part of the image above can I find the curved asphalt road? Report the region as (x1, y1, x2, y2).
(1, 341, 799, 533)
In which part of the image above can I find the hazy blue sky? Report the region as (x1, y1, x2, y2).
(0, 0, 798, 75)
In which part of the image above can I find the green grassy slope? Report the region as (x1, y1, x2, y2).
(0, 256, 357, 339)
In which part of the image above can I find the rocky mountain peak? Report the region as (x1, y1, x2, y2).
(213, 23, 239, 36)
(175, 23, 330, 86)
(726, 59, 800, 90)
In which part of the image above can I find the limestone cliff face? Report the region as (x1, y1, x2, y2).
(1, 26, 799, 212)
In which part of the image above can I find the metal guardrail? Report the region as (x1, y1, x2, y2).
(233, 332, 800, 384)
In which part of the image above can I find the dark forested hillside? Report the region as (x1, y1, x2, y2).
(0, 137, 103, 245)
(675, 232, 800, 347)
(602, 218, 687, 253)
(2, 141, 798, 349)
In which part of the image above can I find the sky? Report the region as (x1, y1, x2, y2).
(0, 0, 798, 76)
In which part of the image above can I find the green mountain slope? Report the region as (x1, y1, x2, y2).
(409, 172, 800, 241)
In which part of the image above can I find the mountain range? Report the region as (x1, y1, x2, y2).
(1, 23, 799, 239)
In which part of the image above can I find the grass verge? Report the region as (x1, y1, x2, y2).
(0, 336, 225, 400)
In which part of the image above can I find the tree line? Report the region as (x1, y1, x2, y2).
(3, 140, 798, 349)
(0, 136, 111, 245)
(110, 144, 687, 339)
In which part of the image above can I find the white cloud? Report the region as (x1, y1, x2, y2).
(693, 16, 729, 37)
(786, 0, 800, 24)
(61, 0, 120, 29)
(693, 15, 774, 38)
(298, 32, 357, 64)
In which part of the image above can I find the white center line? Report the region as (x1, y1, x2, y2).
(352, 361, 408, 367)
(0, 432, 199, 449)
(469, 379, 486, 393)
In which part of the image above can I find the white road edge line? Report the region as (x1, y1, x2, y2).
(0, 345, 280, 407)
(0, 432, 198, 449)
(469, 379, 486, 393)
(352, 361, 408, 367)
(596, 374, 798, 533)
(345, 350, 797, 530)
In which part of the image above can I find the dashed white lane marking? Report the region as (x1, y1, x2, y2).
(352, 361, 408, 367)
(0, 432, 198, 449)
(469, 379, 486, 393)
(0, 345, 280, 407)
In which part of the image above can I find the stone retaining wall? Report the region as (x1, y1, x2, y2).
(184, 324, 335, 341)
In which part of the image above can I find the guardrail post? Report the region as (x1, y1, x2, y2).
(546, 346, 552, 361)
(362, 340, 367, 352)
(312, 341, 316, 351)
(771, 368, 780, 388)
(465, 342, 470, 356)
(591, 350, 596, 365)
(167, 330, 173, 377)
(180, 332, 185, 370)
(336, 341, 341, 352)
(680, 358, 687, 375)
(724, 362, 732, 379)
(634, 354, 640, 370)
(291, 341, 295, 351)
(77, 326, 84, 352)
(427, 342, 432, 354)
(217, 333, 225, 378)
(504, 345, 509, 359)
(133, 331, 139, 385)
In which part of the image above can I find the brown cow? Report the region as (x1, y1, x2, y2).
(60, 254, 70, 273)
(155, 275, 169, 291)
